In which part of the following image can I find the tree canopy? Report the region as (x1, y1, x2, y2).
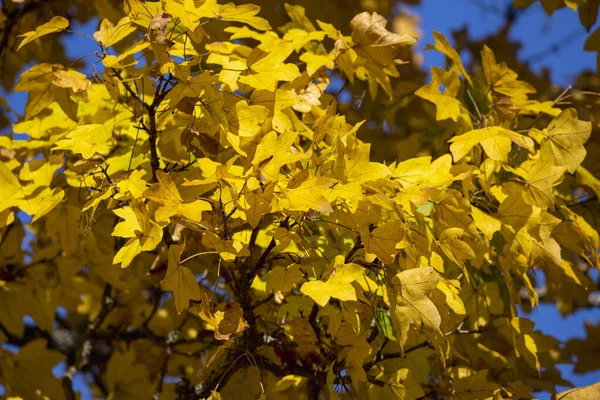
(1, 0, 600, 399)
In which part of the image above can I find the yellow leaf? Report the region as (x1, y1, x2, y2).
(163, 0, 204, 31)
(300, 255, 364, 306)
(53, 124, 113, 159)
(350, 11, 416, 66)
(425, 31, 472, 85)
(388, 266, 442, 350)
(52, 69, 91, 93)
(462, 282, 505, 327)
(361, 222, 404, 264)
(17, 16, 69, 51)
(266, 264, 303, 294)
(23, 187, 65, 223)
(161, 242, 201, 313)
(283, 169, 336, 213)
(252, 130, 304, 181)
(202, 231, 250, 261)
(14, 63, 78, 120)
(115, 169, 148, 200)
(554, 381, 600, 400)
(449, 127, 517, 163)
(415, 77, 462, 122)
(482, 45, 535, 102)
(240, 183, 274, 228)
(576, 165, 600, 199)
(518, 159, 565, 209)
(494, 317, 541, 371)
(197, 1, 271, 31)
(165, 71, 218, 107)
(332, 143, 391, 183)
(283, 29, 326, 51)
(392, 156, 432, 187)
(299, 51, 335, 75)
(437, 227, 475, 270)
(143, 170, 212, 222)
(0, 163, 25, 212)
(453, 370, 500, 400)
(471, 207, 501, 240)
(112, 200, 162, 268)
(93, 17, 137, 47)
(436, 280, 466, 315)
(539, 108, 592, 173)
(238, 39, 301, 91)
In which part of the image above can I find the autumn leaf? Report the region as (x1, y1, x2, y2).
(53, 124, 113, 159)
(553, 382, 600, 400)
(143, 170, 212, 222)
(52, 69, 92, 93)
(238, 39, 301, 91)
(361, 222, 404, 264)
(388, 266, 442, 350)
(300, 255, 364, 306)
(538, 108, 592, 173)
(283, 169, 336, 213)
(266, 264, 303, 294)
(453, 370, 501, 400)
(161, 242, 201, 313)
(425, 31, 472, 84)
(112, 200, 162, 268)
(350, 11, 416, 65)
(17, 16, 69, 51)
(482, 45, 535, 102)
(0, 163, 25, 212)
(94, 17, 137, 47)
(449, 126, 531, 163)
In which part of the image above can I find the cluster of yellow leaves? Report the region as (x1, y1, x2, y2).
(1, 0, 600, 399)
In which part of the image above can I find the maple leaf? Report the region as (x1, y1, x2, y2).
(115, 169, 148, 200)
(425, 31, 472, 84)
(93, 17, 137, 47)
(415, 70, 463, 122)
(332, 142, 391, 183)
(143, 170, 212, 222)
(361, 222, 404, 264)
(0, 340, 65, 399)
(53, 123, 113, 159)
(437, 227, 476, 271)
(112, 200, 163, 268)
(519, 158, 565, 210)
(537, 108, 592, 173)
(161, 242, 201, 313)
(494, 317, 541, 371)
(238, 39, 301, 91)
(202, 231, 250, 261)
(165, 71, 218, 107)
(449, 126, 533, 163)
(17, 16, 69, 51)
(283, 169, 336, 213)
(0, 163, 25, 212)
(13, 63, 78, 120)
(453, 370, 501, 400)
(553, 382, 600, 400)
(350, 11, 416, 65)
(266, 264, 304, 294)
(482, 45, 536, 102)
(388, 266, 442, 350)
(300, 255, 364, 306)
(192, 1, 271, 31)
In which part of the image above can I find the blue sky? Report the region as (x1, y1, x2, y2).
(2, 1, 600, 399)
